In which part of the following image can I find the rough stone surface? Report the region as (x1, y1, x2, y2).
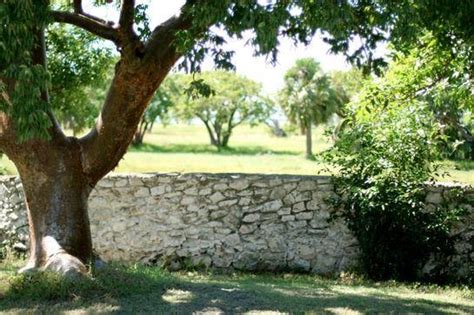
(0, 174, 472, 279)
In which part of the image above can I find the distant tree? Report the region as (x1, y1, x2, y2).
(176, 71, 273, 149)
(265, 119, 287, 138)
(280, 58, 340, 159)
(132, 76, 178, 146)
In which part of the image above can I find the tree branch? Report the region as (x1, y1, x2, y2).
(51, 11, 120, 44)
(77, 1, 218, 184)
(119, 0, 136, 34)
(144, 0, 201, 63)
(73, 0, 82, 13)
(71, 0, 108, 24)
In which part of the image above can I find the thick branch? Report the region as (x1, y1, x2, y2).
(71, 0, 108, 24)
(119, 0, 135, 34)
(77, 1, 217, 184)
(52, 11, 120, 44)
(144, 0, 201, 63)
(73, 0, 82, 13)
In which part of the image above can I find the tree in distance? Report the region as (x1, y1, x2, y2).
(132, 75, 178, 146)
(175, 71, 273, 149)
(280, 58, 340, 159)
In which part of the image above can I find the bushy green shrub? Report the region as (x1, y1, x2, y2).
(324, 103, 464, 281)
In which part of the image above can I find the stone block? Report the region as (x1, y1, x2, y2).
(150, 186, 166, 196)
(242, 213, 260, 223)
(229, 179, 250, 190)
(297, 180, 318, 191)
(209, 192, 226, 203)
(295, 212, 313, 221)
(219, 199, 238, 207)
(239, 224, 257, 235)
(281, 215, 295, 222)
(292, 202, 306, 213)
(262, 200, 283, 212)
(270, 187, 287, 199)
(426, 192, 443, 204)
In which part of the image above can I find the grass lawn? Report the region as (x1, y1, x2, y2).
(1, 124, 473, 184)
(0, 259, 472, 314)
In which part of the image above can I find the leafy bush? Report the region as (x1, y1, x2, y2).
(324, 103, 464, 281)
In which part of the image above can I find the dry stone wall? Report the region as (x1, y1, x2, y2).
(0, 173, 472, 279)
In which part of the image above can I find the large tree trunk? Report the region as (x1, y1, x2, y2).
(9, 137, 92, 276)
(305, 120, 312, 159)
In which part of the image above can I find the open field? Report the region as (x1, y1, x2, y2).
(0, 259, 472, 314)
(1, 124, 473, 184)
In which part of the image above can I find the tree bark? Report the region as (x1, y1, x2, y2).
(305, 120, 313, 159)
(201, 119, 218, 146)
(222, 131, 231, 148)
(5, 136, 92, 276)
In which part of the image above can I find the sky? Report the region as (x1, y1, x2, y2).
(83, 1, 377, 94)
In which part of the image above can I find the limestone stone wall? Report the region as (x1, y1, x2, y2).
(0, 173, 472, 278)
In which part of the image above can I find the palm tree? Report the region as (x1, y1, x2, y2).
(280, 58, 340, 159)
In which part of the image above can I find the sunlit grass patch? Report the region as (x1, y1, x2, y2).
(1, 124, 473, 184)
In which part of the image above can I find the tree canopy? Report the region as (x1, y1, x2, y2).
(2, 1, 473, 142)
(47, 24, 112, 135)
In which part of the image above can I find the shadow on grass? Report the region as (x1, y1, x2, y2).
(128, 143, 300, 156)
(0, 265, 472, 314)
(451, 160, 474, 171)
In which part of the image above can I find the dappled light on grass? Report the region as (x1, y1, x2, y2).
(0, 260, 472, 313)
(324, 307, 362, 315)
(162, 289, 194, 304)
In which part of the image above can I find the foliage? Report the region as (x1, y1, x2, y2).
(329, 69, 365, 112)
(175, 71, 273, 148)
(345, 34, 474, 160)
(1, 1, 473, 142)
(0, 0, 51, 141)
(323, 90, 465, 281)
(46, 24, 113, 135)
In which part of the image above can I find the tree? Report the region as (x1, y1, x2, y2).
(176, 71, 272, 149)
(0, 0, 472, 275)
(132, 76, 178, 146)
(280, 58, 340, 159)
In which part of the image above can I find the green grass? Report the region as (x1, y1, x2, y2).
(0, 259, 472, 314)
(1, 124, 473, 183)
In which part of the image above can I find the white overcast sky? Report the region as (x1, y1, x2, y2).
(83, 1, 385, 94)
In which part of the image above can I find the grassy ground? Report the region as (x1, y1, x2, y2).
(1, 124, 473, 183)
(0, 259, 472, 314)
